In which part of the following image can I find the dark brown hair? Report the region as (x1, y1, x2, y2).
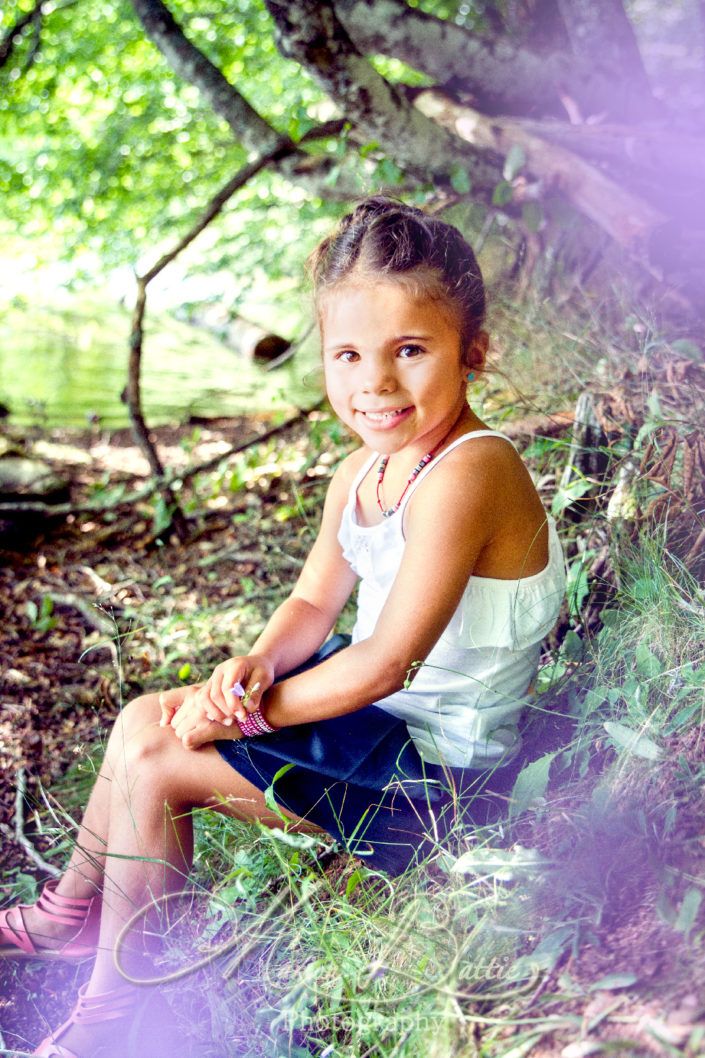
(307, 196, 486, 349)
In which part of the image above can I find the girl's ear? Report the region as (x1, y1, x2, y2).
(462, 329, 489, 372)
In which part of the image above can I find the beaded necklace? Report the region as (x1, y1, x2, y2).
(375, 415, 464, 518)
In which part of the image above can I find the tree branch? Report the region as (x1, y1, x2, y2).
(130, 0, 280, 154)
(415, 89, 666, 272)
(334, 0, 663, 122)
(263, 0, 499, 190)
(128, 0, 372, 200)
(555, 0, 653, 102)
(0, 0, 45, 70)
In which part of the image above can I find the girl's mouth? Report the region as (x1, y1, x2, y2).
(359, 407, 413, 428)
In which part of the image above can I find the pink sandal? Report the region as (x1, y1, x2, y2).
(0, 879, 99, 960)
(33, 981, 186, 1058)
(33, 982, 136, 1057)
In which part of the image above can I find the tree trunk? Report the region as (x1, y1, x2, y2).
(263, 0, 500, 189)
(334, 0, 663, 122)
(414, 89, 705, 301)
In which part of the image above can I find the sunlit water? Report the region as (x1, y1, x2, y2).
(1, 292, 323, 429)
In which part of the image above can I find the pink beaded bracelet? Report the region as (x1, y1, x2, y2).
(237, 707, 278, 737)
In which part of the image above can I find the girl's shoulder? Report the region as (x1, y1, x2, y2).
(330, 446, 375, 491)
(405, 430, 550, 578)
(323, 446, 374, 512)
(415, 429, 523, 496)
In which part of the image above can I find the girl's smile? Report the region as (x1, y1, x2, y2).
(321, 280, 476, 457)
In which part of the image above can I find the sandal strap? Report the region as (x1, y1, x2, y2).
(33, 1043, 81, 1058)
(34, 984, 139, 1054)
(36, 880, 96, 927)
(71, 982, 138, 1025)
(0, 880, 99, 958)
(0, 905, 36, 954)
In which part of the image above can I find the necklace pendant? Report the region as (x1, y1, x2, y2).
(382, 507, 395, 518)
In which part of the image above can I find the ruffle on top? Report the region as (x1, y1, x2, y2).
(337, 498, 566, 655)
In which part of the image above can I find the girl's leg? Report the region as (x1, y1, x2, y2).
(93, 693, 324, 986)
(39, 692, 327, 1055)
(5, 694, 183, 950)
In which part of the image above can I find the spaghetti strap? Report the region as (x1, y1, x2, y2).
(347, 451, 379, 507)
(397, 430, 517, 516)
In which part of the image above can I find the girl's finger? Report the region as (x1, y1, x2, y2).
(159, 691, 181, 727)
(243, 681, 262, 713)
(194, 683, 229, 726)
(214, 674, 245, 719)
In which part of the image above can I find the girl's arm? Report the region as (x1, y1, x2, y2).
(164, 451, 362, 734)
(261, 440, 512, 728)
(247, 450, 360, 676)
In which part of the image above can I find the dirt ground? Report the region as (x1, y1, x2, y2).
(1, 410, 704, 1057)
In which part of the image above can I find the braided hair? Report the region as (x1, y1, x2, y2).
(307, 196, 486, 348)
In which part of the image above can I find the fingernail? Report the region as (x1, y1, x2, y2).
(224, 717, 233, 726)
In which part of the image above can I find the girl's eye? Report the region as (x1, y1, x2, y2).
(336, 350, 359, 363)
(398, 344, 424, 359)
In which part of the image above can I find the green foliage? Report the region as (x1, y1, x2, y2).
(0, 0, 343, 281)
(26, 594, 58, 632)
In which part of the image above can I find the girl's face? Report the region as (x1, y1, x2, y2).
(321, 280, 474, 457)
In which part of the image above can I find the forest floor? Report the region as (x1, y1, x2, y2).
(1, 365, 704, 1057)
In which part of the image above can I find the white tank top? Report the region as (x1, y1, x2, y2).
(337, 431, 568, 768)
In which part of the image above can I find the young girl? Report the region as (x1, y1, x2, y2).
(1, 196, 566, 1056)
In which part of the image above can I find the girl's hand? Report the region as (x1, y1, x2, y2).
(159, 683, 201, 729)
(199, 654, 275, 725)
(164, 684, 245, 750)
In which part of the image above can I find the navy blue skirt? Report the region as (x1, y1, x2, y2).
(214, 636, 525, 877)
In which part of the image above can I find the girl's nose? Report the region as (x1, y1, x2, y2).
(362, 362, 397, 394)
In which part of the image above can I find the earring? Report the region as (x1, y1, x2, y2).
(467, 371, 475, 381)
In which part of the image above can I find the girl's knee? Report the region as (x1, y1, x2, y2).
(107, 693, 161, 748)
(117, 723, 173, 774)
(106, 702, 170, 782)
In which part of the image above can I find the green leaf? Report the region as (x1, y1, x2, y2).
(670, 339, 702, 361)
(492, 179, 514, 206)
(264, 762, 297, 821)
(565, 553, 593, 619)
(178, 662, 191, 682)
(603, 721, 662, 760)
(521, 201, 542, 232)
(26, 600, 39, 624)
(152, 497, 174, 535)
(551, 478, 593, 518)
(449, 162, 472, 194)
(562, 629, 585, 662)
(373, 157, 405, 185)
(503, 144, 526, 181)
(451, 844, 548, 879)
(345, 868, 365, 900)
(509, 925, 574, 979)
(509, 751, 559, 820)
(359, 139, 381, 158)
(635, 642, 662, 678)
(674, 886, 702, 936)
(589, 972, 638, 992)
(665, 699, 704, 735)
